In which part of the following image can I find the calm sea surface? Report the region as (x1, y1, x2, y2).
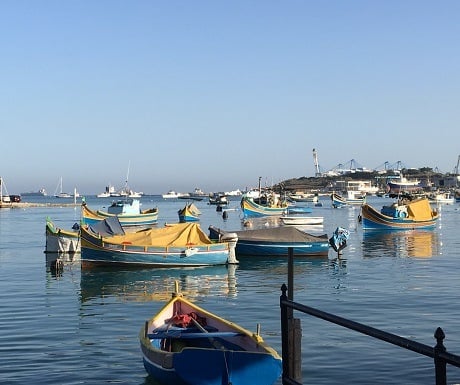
(1, 195, 460, 385)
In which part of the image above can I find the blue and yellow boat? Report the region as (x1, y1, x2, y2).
(178, 203, 201, 222)
(81, 222, 233, 268)
(81, 199, 158, 230)
(139, 282, 282, 385)
(360, 197, 438, 230)
(240, 195, 288, 218)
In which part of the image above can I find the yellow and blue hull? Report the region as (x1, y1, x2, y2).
(361, 203, 438, 230)
(81, 203, 158, 229)
(80, 226, 229, 268)
(139, 293, 282, 385)
(240, 197, 287, 218)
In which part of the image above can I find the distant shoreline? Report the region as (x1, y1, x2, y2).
(0, 202, 81, 209)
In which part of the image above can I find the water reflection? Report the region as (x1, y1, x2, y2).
(79, 264, 237, 303)
(237, 255, 330, 275)
(45, 252, 80, 277)
(362, 230, 441, 258)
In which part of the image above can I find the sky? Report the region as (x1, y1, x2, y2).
(1, 1, 459, 195)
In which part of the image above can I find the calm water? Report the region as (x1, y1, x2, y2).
(1, 195, 460, 385)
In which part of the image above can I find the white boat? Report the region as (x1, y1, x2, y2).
(428, 191, 455, 205)
(225, 189, 243, 196)
(54, 177, 72, 198)
(162, 190, 180, 199)
(188, 187, 208, 200)
(334, 180, 378, 196)
(288, 192, 319, 203)
(162, 190, 189, 199)
(97, 184, 116, 198)
(0, 177, 11, 203)
(280, 215, 324, 226)
(110, 162, 143, 198)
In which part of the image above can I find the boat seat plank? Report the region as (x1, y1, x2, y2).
(148, 331, 244, 339)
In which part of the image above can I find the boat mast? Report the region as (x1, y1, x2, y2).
(54, 177, 63, 196)
(124, 161, 131, 195)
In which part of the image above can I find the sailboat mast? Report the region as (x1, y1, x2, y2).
(126, 161, 130, 187)
(123, 161, 131, 195)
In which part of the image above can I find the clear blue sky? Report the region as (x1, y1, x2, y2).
(1, 1, 459, 195)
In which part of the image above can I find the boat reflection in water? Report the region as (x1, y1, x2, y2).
(80, 264, 237, 303)
(237, 254, 331, 276)
(46, 252, 80, 277)
(362, 230, 441, 259)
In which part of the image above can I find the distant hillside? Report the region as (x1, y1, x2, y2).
(277, 168, 448, 192)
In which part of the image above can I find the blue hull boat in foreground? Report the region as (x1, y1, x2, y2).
(139, 282, 282, 385)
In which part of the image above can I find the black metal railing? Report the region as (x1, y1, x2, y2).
(280, 283, 460, 385)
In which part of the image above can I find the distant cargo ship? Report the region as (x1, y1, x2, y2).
(21, 188, 47, 197)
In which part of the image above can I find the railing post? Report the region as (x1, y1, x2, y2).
(288, 247, 294, 319)
(434, 327, 447, 385)
(280, 284, 290, 384)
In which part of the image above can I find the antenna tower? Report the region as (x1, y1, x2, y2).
(312, 148, 321, 177)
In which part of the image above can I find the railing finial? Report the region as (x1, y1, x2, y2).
(435, 327, 446, 351)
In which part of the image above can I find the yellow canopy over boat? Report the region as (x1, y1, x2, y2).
(406, 198, 437, 221)
(100, 222, 213, 247)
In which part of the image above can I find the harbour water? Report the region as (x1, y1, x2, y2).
(1, 195, 460, 384)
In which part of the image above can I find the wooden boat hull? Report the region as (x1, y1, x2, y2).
(361, 200, 438, 230)
(178, 204, 201, 223)
(80, 223, 231, 268)
(139, 290, 282, 385)
(331, 193, 364, 208)
(240, 197, 287, 218)
(45, 218, 81, 253)
(209, 225, 329, 256)
(81, 203, 158, 229)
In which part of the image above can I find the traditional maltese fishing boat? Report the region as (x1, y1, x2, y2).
(45, 217, 81, 254)
(240, 195, 288, 217)
(360, 197, 438, 230)
(81, 198, 158, 230)
(178, 203, 201, 222)
(139, 282, 282, 385)
(80, 220, 238, 268)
